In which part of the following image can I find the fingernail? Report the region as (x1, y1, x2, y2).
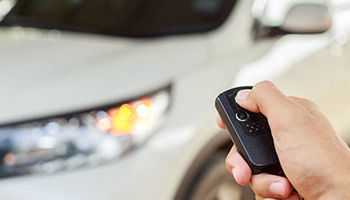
(269, 181, 285, 197)
(236, 90, 250, 102)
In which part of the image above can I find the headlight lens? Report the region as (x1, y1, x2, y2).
(0, 87, 171, 177)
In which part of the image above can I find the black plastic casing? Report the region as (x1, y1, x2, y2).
(215, 86, 282, 174)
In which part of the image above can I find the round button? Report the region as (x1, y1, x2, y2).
(235, 110, 249, 122)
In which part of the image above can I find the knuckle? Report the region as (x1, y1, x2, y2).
(225, 147, 236, 168)
(269, 104, 313, 139)
(291, 96, 319, 108)
(255, 80, 275, 89)
(249, 175, 269, 198)
(225, 153, 232, 166)
(253, 81, 275, 94)
(251, 81, 280, 103)
(225, 155, 233, 174)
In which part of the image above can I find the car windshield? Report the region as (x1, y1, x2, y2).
(0, 0, 236, 37)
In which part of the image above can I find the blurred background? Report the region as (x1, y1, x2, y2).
(0, 0, 349, 199)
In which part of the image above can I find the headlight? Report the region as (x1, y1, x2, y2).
(0, 86, 171, 177)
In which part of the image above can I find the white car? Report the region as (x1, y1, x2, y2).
(0, 0, 349, 199)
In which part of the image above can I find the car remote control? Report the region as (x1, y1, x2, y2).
(215, 86, 282, 174)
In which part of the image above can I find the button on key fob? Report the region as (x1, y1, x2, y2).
(215, 86, 282, 174)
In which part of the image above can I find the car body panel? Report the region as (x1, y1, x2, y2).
(0, 30, 208, 124)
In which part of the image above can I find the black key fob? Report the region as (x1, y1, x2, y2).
(215, 86, 282, 174)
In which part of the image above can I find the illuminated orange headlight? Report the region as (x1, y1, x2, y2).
(96, 98, 153, 135)
(0, 87, 170, 177)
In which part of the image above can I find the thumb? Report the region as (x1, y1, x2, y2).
(236, 81, 295, 120)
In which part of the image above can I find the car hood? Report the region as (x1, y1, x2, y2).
(0, 28, 208, 124)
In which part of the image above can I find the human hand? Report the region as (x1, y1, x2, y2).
(217, 81, 350, 199)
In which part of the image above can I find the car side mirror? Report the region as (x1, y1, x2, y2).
(280, 4, 332, 34)
(252, 1, 332, 39)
